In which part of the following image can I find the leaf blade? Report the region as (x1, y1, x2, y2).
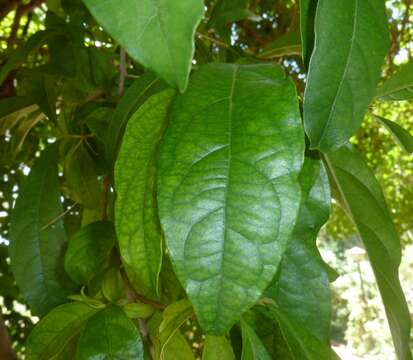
(158, 63, 304, 334)
(375, 62, 413, 101)
(83, 0, 204, 91)
(324, 145, 412, 360)
(304, 0, 390, 151)
(115, 89, 175, 299)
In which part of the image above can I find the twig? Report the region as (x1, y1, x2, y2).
(101, 176, 110, 221)
(41, 202, 78, 230)
(118, 48, 126, 96)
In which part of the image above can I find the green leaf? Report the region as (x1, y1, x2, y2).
(376, 62, 413, 101)
(26, 302, 99, 360)
(115, 89, 175, 299)
(159, 299, 194, 356)
(64, 221, 116, 284)
(258, 302, 339, 360)
(265, 156, 331, 341)
(202, 336, 235, 360)
(258, 30, 301, 60)
(158, 63, 304, 334)
(64, 143, 101, 209)
(163, 330, 195, 360)
(372, 114, 413, 154)
(303, 0, 390, 151)
(101, 268, 127, 302)
(300, 0, 317, 68)
(123, 303, 154, 319)
(240, 319, 271, 360)
(9, 145, 73, 315)
(83, 0, 204, 91)
(0, 30, 60, 85)
(0, 96, 34, 120)
(324, 145, 412, 360)
(76, 305, 144, 360)
(106, 72, 166, 163)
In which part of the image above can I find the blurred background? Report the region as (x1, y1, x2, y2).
(0, 0, 412, 358)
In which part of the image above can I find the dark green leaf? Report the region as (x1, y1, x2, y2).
(258, 302, 339, 359)
(300, 0, 318, 68)
(64, 221, 116, 285)
(203, 335, 235, 360)
(158, 63, 304, 334)
(376, 62, 413, 101)
(265, 156, 331, 341)
(83, 0, 204, 91)
(0, 96, 34, 120)
(258, 30, 301, 60)
(303, 0, 390, 151)
(64, 144, 101, 209)
(159, 299, 194, 356)
(76, 305, 144, 360)
(115, 89, 175, 299)
(372, 115, 413, 153)
(324, 145, 412, 360)
(106, 72, 166, 163)
(26, 302, 99, 359)
(9, 145, 73, 315)
(101, 268, 126, 302)
(240, 319, 271, 360)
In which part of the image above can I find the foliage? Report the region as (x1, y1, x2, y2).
(0, 0, 412, 359)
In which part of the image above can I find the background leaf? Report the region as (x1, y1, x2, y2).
(303, 0, 390, 151)
(299, 0, 318, 68)
(115, 89, 175, 299)
(83, 0, 204, 91)
(64, 221, 116, 285)
(375, 61, 413, 101)
(202, 335, 235, 360)
(158, 63, 304, 334)
(240, 319, 271, 360)
(9, 145, 74, 315)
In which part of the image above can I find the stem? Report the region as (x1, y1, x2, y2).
(0, 311, 16, 360)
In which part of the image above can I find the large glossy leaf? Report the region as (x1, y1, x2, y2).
(26, 302, 99, 360)
(83, 0, 204, 92)
(324, 145, 412, 360)
(76, 305, 144, 360)
(372, 115, 413, 154)
(115, 89, 175, 299)
(202, 336, 235, 360)
(159, 63, 304, 334)
(303, 0, 390, 151)
(64, 221, 116, 285)
(9, 145, 73, 315)
(376, 62, 413, 101)
(258, 302, 339, 359)
(265, 156, 331, 341)
(240, 320, 271, 360)
(106, 72, 166, 163)
(299, 0, 318, 68)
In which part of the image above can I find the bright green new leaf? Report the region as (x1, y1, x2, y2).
(9, 145, 73, 315)
(106, 72, 166, 163)
(76, 305, 144, 360)
(304, 0, 390, 151)
(64, 221, 116, 285)
(159, 299, 194, 356)
(116, 89, 175, 299)
(265, 156, 331, 341)
(83, 0, 204, 91)
(26, 302, 99, 360)
(299, 0, 318, 68)
(324, 145, 412, 360)
(158, 63, 304, 334)
(372, 114, 413, 153)
(376, 62, 413, 101)
(240, 319, 271, 360)
(203, 336, 235, 360)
